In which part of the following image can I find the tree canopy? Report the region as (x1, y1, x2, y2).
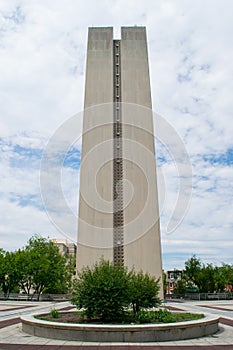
(0, 235, 75, 299)
(171, 255, 233, 294)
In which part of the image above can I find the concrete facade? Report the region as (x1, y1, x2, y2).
(51, 239, 77, 257)
(77, 28, 114, 267)
(77, 27, 163, 298)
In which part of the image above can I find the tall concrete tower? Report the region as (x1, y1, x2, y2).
(77, 27, 163, 297)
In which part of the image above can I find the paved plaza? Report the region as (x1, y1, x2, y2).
(0, 299, 232, 349)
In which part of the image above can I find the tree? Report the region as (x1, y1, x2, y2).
(130, 271, 161, 313)
(220, 264, 233, 287)
(162, 270, 167, 296)
(0, 251, 20, 297)
(184, 256, 233, 293)
(0, 236, 74, 299)
(184, 255, 202, 285)
(173, 278, 186, 294)
(15, 249, 33, 296)
(0, 249, 5, 292)
(196, 263, 215, 293)
(214, 264, 233, 292)
(43, 254, 75, 294)
(24, 235, 71, 299)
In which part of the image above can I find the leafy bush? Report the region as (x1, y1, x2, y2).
(154, 308, 174, 322)
(71, 260, 131, 322)
(153, 310, 204, 323)
(134, 309, 204, 324)
(132, 309, 173, 323)
(131, 271, 161, 313)
(49, 308, 59, 318)
(134, 309, 156, 323)
(71, 259, 161, 322)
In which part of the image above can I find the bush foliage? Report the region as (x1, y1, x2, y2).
(49, 308, 60, 319)
(71, 259, 161, 322)
(131, 271, 160, 313)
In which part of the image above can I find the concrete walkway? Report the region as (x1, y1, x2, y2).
(0, 300, 232, 349)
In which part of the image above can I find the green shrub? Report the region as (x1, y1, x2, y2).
(71, 259, 162, 322)
(134, 310, 156, 323)
(132, 309, 173, 323)
(71, 259, 131, 322)
(49, 308, 59, 318)
(134, 309, 204, 324)
(154, 310, 204, 323)
(131, 271, 161, 313)
(154, 308, 174, 322)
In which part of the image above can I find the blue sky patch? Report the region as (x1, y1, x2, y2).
(63, 147, 81, 169)
(9, 193, 44, 211)
(203, 149, 233, 166)
(10, 145, 42, 169)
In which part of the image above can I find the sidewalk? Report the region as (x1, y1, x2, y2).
(0, 300, 232, 349)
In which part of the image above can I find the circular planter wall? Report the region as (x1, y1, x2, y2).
(21, 313, 219, 342)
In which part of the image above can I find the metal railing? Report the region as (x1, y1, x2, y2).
(166, 292, 233, 301)
(0, 293, 72, 301)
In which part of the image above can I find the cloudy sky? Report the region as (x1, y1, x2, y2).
(0, 0, 232, 270)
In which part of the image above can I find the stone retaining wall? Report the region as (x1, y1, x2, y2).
(21, 314, 219, 342)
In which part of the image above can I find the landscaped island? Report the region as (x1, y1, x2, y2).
(21, 260, 219, 342)
(37, 309, 204, 324)
(21, 312, 219, 342)
(36, 259, 203, 325)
